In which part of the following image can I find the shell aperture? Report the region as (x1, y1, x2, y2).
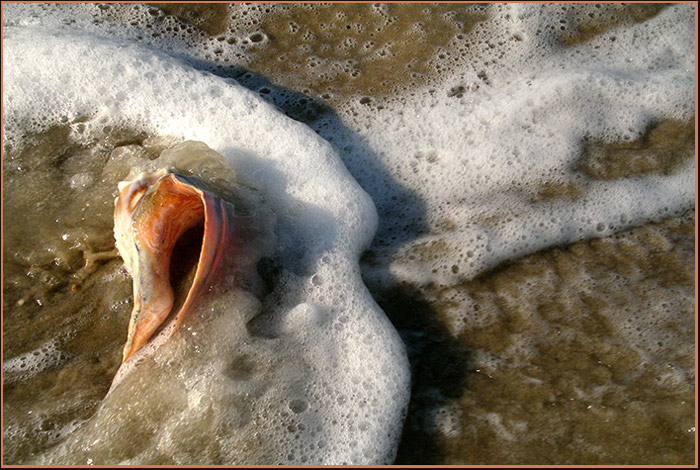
(114, 169, 236, 362)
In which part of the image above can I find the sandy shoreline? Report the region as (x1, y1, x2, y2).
(2, 3, 695, 465)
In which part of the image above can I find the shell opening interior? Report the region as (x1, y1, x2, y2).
(167, 219, 205, 332)
(123, 175, 210, 360)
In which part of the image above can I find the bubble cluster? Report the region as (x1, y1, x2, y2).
(2, 338, 66, 384)
(3, 11, 410, 466)
(333, 3, 694, 289)
(2, 2, 694, 465)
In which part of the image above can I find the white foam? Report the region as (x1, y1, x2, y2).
(2, 2, 695, 465)
(338, 3, 695, 287)
(2, 338, 65, 383)
(2, 18, 410, 466)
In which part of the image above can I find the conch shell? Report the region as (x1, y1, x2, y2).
(114, 169, 236, 362)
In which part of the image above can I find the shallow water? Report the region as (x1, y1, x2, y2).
(385, 212, 695, 464)
(2, 3, 696, 465)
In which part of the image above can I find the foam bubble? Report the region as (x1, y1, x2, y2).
(336, 3, 694, 287)
(3, 19, 409, 466)
(2, 2, 694, 465)
(3, 338, 65, 383)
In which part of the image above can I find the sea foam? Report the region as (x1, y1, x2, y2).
(2, 22, 410, 465)
(335, 3, 695, 288)
(2, 2, 695, 465)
